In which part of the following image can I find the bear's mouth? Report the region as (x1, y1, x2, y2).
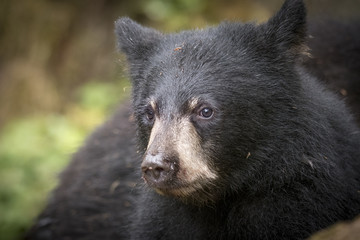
(152, 180, 220, 205)
(154, 185, 198, 197)
(148, 177, 214, 199)
(142, 175, 193, 194)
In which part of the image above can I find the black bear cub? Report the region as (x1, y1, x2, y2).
(27, 0, 360, 239)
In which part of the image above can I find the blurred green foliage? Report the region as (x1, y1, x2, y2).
(0, 78, 130, 240)
(0, 116, 83, 239)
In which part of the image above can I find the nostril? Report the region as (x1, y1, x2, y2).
(142, 165, 166, 181)
(142, 161, 164, 171)
(152, 166, 164, 179)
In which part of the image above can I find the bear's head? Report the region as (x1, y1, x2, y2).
(116, 0, 307, 205)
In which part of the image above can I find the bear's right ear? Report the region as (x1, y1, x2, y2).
(115, 17, 162, 63)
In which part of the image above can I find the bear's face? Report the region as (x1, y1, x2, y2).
(116, 0, 306, 204)
(131, 38, 231, 203)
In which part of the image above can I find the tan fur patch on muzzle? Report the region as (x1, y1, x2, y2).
(146, 115, 217, 186)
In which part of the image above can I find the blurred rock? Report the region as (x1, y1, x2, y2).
(308, 215, 360, 240)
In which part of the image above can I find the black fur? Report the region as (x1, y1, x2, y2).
(304, 20, 360, 124)
(26, 103, 140, 239)
(26, 0, 360, 239)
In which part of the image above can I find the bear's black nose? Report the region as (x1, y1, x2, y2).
(141, 153, 177, 187)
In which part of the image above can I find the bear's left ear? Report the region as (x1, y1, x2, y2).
(263, 0, 307, 56)
(115, 17, 162, 64)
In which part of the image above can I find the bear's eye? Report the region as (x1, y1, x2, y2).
(199, 107, 213, 119)
(145, 107, 155, 121)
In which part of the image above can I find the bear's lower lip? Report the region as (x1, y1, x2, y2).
(154, 185, 197, 197)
